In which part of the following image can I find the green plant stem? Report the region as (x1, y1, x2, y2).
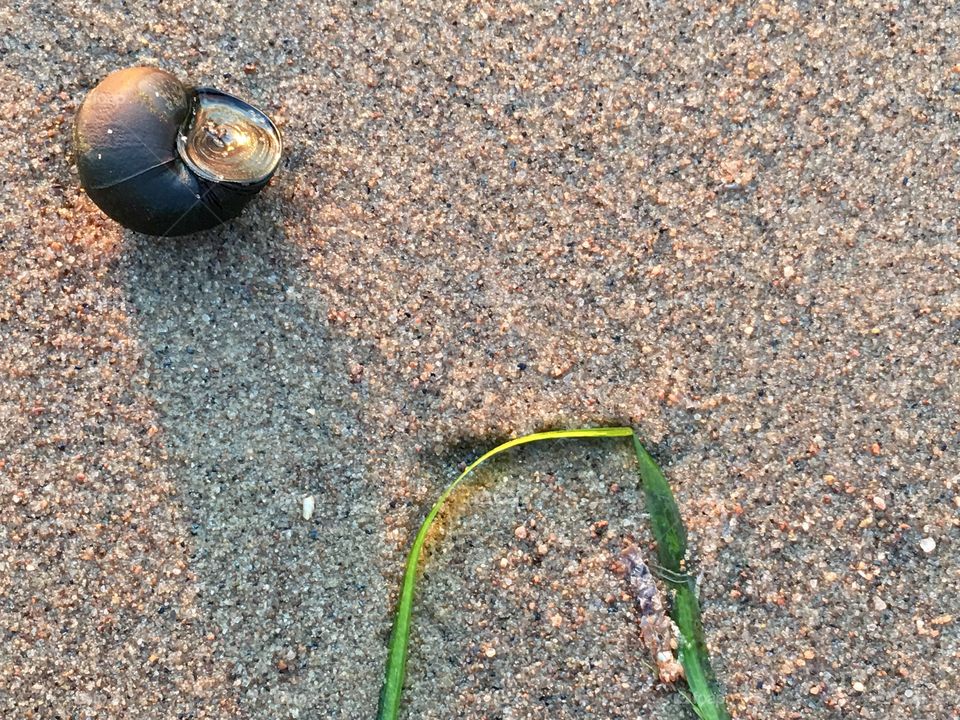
(377, 427, 729, 720)
(630, 435, 729, 719)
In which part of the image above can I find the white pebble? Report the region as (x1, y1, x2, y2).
(302, 495, 315, 521)
(919, 537, 936, 554)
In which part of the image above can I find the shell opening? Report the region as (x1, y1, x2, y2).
(177, 89, 282, 185)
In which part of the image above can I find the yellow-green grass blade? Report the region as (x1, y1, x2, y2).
(377, 427, 729, 720)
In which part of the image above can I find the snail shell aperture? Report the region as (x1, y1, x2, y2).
(74, 66, 282, 236)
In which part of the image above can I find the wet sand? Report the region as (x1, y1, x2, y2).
(2, 1, 958, 718)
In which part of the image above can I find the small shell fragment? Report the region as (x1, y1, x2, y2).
(302, 495, 315, 521)
(622, 545, 684, 683)
(919, 537, 936, 554)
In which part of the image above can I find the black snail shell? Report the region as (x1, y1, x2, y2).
(74, 66, 282, 236)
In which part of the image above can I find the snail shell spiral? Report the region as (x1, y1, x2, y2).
(74, 67, 282, 236)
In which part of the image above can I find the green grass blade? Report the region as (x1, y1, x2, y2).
(376, 427, 632, 720)
(672, 583, 729, 720)
(631, 434, 730, 720)
(630, 435, 687, 573)
(377, 427, 729, 720)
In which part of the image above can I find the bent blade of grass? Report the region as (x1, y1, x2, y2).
(377, 427, 729, 720)
(376, 427, 632, 720)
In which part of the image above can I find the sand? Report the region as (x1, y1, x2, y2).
(1, 1, 958, 718)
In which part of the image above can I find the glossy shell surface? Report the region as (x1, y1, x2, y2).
(74, 67, 282, 236)
(178, 89, 282, 184)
